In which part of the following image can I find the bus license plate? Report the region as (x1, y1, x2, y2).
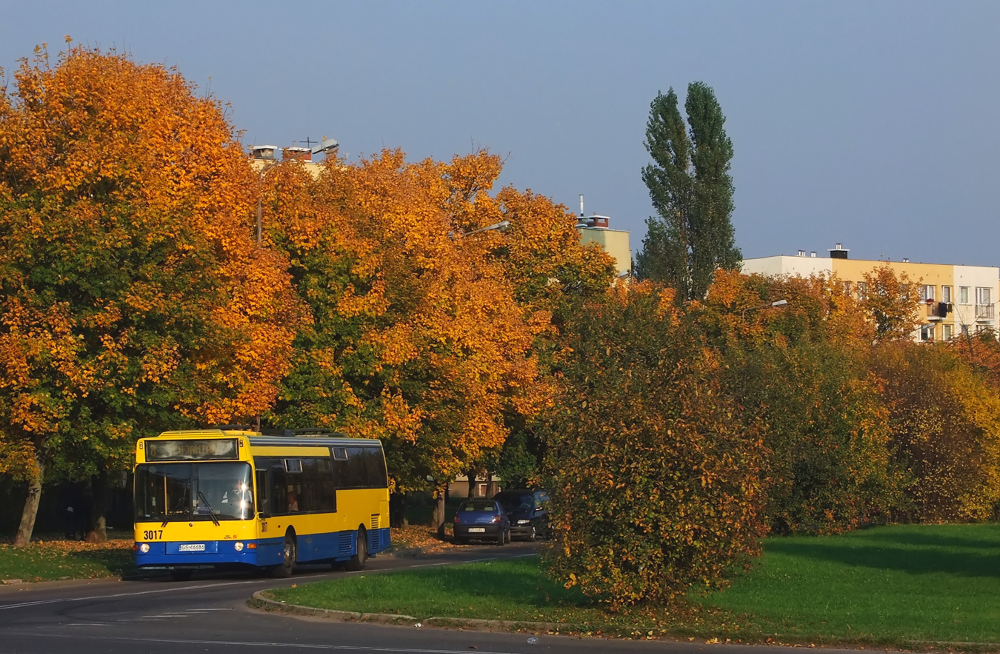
(468, 528, 485, 533)
(178, 543, 206, 552)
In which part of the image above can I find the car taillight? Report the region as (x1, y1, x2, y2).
(491, 515, 500, 523)
(454, 515, 460, 523)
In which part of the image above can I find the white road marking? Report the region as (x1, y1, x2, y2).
(62, 623, 109, 627)
(4, 631, 527, 654)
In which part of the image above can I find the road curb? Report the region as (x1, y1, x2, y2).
(247, 591, 571, 633)
(422, 616, 569, 632)
(249, 591, 420, 625)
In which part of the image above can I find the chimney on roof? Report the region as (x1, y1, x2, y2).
(797, 250, 805, 257)
(829, 243, 849, 259)
(283, 145, 312, 162)
(902, 258, 909, 263)
(251, 145, 277, 161)
(810, 251, 817, 258)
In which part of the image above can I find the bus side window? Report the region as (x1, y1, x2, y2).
(271, 464, 288, 514)
(346, 447, 368, 487)
(365, 449, 388, 488)
(255, 469, 270, 517)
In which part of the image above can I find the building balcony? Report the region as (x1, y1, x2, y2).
(975, 304, 995, 321)
(925, 302, 951, 321)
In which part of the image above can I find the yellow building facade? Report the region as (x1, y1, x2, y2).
(576, 214, 632, 277)
(742, 245, 1000, 342)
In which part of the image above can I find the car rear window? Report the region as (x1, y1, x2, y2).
(496, 493, 533, 510)
(461, 501, 497, 512)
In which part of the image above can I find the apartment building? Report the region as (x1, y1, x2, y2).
(250, 144, 328, 178)
(741, 244, 1000, 342)
(577, 214, 632, 278)
(575, 197, 632, 278)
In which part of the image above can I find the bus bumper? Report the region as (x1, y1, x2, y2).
(134, 539, 278, 569)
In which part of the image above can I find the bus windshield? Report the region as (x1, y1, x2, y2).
(135, 462, 254, 522)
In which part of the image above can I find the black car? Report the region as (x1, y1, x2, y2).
(493, 489, 550, 541)
(453, 499, 510, 545)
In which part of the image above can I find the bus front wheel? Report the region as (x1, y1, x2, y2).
(346, 528, 367, 571)
(272, 534, 297, 578)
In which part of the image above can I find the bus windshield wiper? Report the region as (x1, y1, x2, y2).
(196, 490, 221, 526)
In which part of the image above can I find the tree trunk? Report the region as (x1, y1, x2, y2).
(85, 470, 108, 543)
(433, 483, 447, 539)
(466, 468, 478, 499)
(13, 454, 44, 547)
(389, 491, 408, 528)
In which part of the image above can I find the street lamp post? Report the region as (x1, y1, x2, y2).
(741, 299, 788, 321)
(463, 220, 510, 237)
(255, 137, 339, 248)
(449, 220, 511, 240)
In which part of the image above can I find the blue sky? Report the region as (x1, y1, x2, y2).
(2, 1, 999, 266)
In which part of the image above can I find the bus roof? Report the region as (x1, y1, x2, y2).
(152, 429, 381, 447)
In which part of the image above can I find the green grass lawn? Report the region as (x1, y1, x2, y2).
(266, 556, 601, 627)
(692, 523, 1000, 646)
(0, 536, 135, 582)
(268, 524, 1000, 648)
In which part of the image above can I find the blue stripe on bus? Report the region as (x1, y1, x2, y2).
(135, 527, 391, 569)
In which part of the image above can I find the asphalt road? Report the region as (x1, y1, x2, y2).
(0, 541, 858, 654)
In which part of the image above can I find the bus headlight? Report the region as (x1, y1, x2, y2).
(234, 542, 244, 552)
(139, 543, 150, 553)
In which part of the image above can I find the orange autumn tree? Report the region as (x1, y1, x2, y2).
(439, 155, 617, 488)
(262, 149, 550, 529)
(0, 44, 302, 545)
(860, 264, 921, 342)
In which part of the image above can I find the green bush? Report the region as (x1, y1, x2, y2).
(543, 285, 765, 607)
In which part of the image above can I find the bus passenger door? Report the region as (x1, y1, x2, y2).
(256, 469, 270, 535)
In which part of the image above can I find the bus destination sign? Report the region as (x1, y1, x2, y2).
(146, 438, 239, 462)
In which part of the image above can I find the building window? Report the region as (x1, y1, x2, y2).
(942, 286, 952, 304)
(961, 324, 970, 336)
(841, 281, 852, 295)
(976, 287, 992, 306)
(960, 286, 970, 304)
(920, 324, 935, 342)
(942, 324, 953, 341)
(919, 285, 935, 302)
(856, 282, 867, 299)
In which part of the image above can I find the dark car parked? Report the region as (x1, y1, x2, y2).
(453, 499, 510, 545)
(493, 489, 550, 541)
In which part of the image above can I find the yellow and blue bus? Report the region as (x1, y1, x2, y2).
(133, 428, 390, 579)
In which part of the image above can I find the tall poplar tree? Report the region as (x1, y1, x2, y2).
(636, 83, 741, 300)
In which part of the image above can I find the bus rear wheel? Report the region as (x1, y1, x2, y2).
(346, 528, 367, 571)
(272, 534, 297, 578)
